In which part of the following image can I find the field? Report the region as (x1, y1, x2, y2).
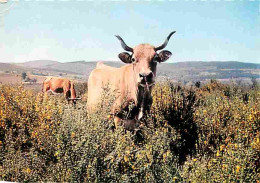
(0, 79, 259, 182)
(0, 73, 21, 84)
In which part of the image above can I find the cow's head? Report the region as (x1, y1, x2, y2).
(115, 31, 175, 85)
(68, 82, 81, 105)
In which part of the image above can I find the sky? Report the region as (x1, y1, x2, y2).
(0, 0, 259, 63)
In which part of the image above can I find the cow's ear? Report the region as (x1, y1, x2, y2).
(158, 50, 172, 63)
(119, 52, 132, 64)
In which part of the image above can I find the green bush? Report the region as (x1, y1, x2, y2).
(0, 81, 259, 182)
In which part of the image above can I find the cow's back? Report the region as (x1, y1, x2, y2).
(96, 62, 115, 70)
(44, 77, 70, 93)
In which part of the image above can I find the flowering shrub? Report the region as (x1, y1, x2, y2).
(0, 85, 63, 181)
(182, 82, 259, 182)
(0, 81, 259, 182)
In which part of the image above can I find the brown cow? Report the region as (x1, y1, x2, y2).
(87, 31, 175, 129)
(42, 77, 80, 104)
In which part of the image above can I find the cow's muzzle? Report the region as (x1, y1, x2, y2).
(139, 72, 153, 78)
(140, 72, 154, 83)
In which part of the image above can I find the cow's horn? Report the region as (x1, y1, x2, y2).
(154, 31, 176, 51)
(115, 35, 133, 52)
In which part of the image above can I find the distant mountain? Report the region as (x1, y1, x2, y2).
(157, 61, 259, 81)
(0, 60, 259, 82)
(169, 61, 259, 69)
(16, 60, 123, 76)
(43, 61, 99, 75)
(0, 63, 27, 72)
(16, 60, 60, 68)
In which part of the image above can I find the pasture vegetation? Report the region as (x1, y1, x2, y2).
(0, 80, 259, 182)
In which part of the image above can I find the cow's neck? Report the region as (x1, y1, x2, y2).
(121, 64, 138, 104)
(128, 63, 153, 120)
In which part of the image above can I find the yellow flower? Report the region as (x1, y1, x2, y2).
(193, 158, 197, 162)
(216, 151, 220, 157)
(55, 151, 59, 157)
(71, 132, 76, 138)
(124, 155, 129, 162)
(222, 164, 227, 170)
(110, 157, 114, 163)
(131, 165, 136, 170)
(163, 153, 167, 160)
(236, 165, 240, 173)
(26, 168, 31, 174)
(166, 151, 170, 157)
(173, 176, 177, 181)
(220, 145, 225, 151)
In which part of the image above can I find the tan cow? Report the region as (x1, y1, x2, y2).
(87, 31, 176, 129)
(42, 77, 80, 104)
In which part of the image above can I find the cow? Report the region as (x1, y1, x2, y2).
(42, 77, 81, 104)
(87, 31, 176, 129)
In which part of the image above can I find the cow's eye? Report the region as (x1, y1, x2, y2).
(131, 57, 136, 62)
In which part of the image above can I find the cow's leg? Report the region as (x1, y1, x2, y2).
(111, 96, 125, 129)
(64, 89, 70, 104)
(50, 90, 58, 95)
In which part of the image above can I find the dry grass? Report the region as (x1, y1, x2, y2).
(0, 73, 21, 84)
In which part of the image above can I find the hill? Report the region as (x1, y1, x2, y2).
(16, 60, 60, 68)
(0, 60, 259, 82)
(156, 61, 259, 81)
(0, 63, 27, 73)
